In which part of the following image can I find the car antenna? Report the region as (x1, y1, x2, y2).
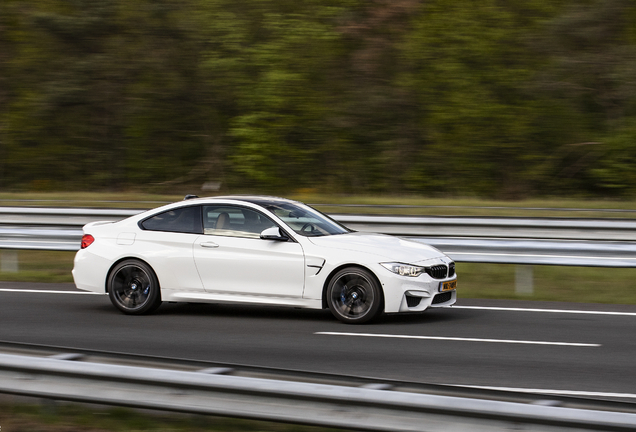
(184, 194, 199, 200)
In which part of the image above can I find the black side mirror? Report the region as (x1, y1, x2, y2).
(260, 227, 289, 241)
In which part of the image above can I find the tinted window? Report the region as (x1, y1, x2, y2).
(141, 206, 201, 234)
(202, 206, 276, 239)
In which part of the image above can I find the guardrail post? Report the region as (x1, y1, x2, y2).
(1, 250, 18, 273)
(515, 265, 533, 296)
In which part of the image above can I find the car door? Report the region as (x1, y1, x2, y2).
(193, 205, 305, 298)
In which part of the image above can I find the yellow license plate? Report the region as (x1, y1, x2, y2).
(440, 279, 457, 292)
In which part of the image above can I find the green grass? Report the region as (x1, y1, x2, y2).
(0, 401, 350, 432)
(3, 191, 636, 217)
(0, 250, 76, 283)
(293, 193, 636, 218)
(456, 263, 636, 304)
(0, 192, 180, 209)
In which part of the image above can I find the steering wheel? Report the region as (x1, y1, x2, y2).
(301, 223, 317, 233)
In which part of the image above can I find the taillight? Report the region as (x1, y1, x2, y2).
(81, 234, 95, 249)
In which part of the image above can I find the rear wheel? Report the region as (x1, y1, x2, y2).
(108, 260, 162, 315)
(327, 267, 382, 324)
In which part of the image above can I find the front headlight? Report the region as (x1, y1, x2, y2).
(381, 262, 425, 277)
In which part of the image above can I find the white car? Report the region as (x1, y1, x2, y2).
(73, 196, 457, 323)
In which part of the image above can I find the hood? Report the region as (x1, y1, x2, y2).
(307, 232, 446, 264)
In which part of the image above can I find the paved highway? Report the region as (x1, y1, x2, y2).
(1, 281, 635, 401)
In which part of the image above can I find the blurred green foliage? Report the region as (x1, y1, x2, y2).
(1, 0, 636, 197)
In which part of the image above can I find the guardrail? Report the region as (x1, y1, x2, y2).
(2, 207, 636, 267)
(1, 352, 634, 431)
(3, 338, 632, 412)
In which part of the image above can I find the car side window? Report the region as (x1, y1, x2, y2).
(141, 206, 201, 234)
(202, 206, 276, 239)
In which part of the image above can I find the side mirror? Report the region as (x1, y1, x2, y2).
(260, 227, 289, 241)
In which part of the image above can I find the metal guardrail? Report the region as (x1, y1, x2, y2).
(1, 352, 635, 431)
(2, 207, 636, 266)
(320, 203, 636, 214)
(3, 338, 633, 411)
(335, 214, 636, 241)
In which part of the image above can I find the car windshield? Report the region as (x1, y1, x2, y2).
(255, 201, 350, 237)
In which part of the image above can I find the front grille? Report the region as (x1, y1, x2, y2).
(448, 262, 456, 277)
(432, 291, 452, 304)
(405, 295, 422, 308)
(426, 265, 448, 279)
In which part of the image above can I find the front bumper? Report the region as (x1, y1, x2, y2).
(374, 261, 457, 313)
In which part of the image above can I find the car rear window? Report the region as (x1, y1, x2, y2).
(141, 206, 202, 234)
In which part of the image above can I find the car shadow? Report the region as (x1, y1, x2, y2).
(152, 302, 470, 326)
(89, 297, 470, 325)
(155, 302, 333, 322)
(374, 309, 467, 325)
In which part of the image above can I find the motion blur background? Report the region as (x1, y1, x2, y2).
(1, 0, 636, 197)
(3, 4, 636, 430)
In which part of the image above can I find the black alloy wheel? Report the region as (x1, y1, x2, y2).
(108, 259, 162, 315)
(327, 267, 382, 324)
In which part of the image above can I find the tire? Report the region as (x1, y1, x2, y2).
(107, 259, 162, 315)
(326, 267, 382, 324)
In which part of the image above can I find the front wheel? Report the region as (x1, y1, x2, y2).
(108, 260, 162, 315)
(327, 267, 382, 324)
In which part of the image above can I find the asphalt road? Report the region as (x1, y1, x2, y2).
(1, 281, 635, 400)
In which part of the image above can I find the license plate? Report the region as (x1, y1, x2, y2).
(440, 279, 457, 292)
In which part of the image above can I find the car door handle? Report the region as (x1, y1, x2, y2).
(200, 241, 219, 248)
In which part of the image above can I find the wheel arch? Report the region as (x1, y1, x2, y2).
(321, 263, 385, 311)
(104, 257, 160, 293)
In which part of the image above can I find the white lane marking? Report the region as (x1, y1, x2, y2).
(0, 289, 104, 295)
(453, 305, 636, 317)
(450, 251, 636, 261)
(450, 384, 636, 399)
(315, 332, 600, 347)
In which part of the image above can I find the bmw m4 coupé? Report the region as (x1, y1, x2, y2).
(73, 196, 457, 323)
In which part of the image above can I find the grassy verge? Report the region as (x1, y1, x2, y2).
(0, 250, 76, 283)
(0, 401, 349, 432)
(298, 194, 636, 218)
(3, 191, 636, 217)
(456, 262, 636, 304)
(0, 192, 180, 209)
(1, 251, 634, 305)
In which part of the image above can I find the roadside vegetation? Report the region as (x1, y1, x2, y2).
(4, 192, 636, 218)
(2, 1, 636, 198)
(0, 401, 349, 432)
(2, 1, 636, 430)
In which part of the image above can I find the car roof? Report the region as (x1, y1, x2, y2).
(212, 195, 296, 204)
(130, 195, 302, 223)
(185, 195, 300, 207)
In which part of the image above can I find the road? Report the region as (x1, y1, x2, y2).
(1, 281, 635, 400)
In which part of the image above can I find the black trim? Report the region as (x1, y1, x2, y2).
(432, 291, 453, 305)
